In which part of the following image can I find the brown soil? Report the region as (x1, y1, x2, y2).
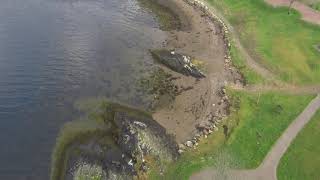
(151, 0, 242, 143)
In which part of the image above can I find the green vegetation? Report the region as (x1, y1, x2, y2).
(223, 91, 314, 168)
(311, 2, 320, 10)
(50, 119, 107, 180)
(137, 0, 181, 30)
(149, 90, 314, 180)
(277, 109, 320, 180)
(51, 99, 152, 180)
(207, 0, 320, 84)
(74, 163, 106, 180)
(191, 58, 207, 73)
(138, 68, 179, 101)
(229, 41, 265, 84)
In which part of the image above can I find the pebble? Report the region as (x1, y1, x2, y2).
(186, 141, 193, 147)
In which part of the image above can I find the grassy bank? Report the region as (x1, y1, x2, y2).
(207, 0, 320, 84)
(229, 41, 265, 85)
(277, 109, 320, 180)
(148, 90, 314, 179)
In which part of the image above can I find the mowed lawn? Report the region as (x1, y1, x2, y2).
(207, 0, 320, 84)
(149, 91, 314, 180)
(277, 109, 320, 180)
(221, 91, 314, 168)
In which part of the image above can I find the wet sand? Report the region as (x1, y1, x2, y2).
(152, 0, 242, 143)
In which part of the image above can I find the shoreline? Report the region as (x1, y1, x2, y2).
(49, 0, 245, 179)
(151, 0, 243, 144)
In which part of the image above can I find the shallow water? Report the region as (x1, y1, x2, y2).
(0, 0, 166, 179)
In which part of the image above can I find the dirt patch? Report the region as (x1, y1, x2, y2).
(149, 0, 242, 143)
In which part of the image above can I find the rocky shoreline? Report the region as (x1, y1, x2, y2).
(151, 0, 243, 145)
(50, 0, 244, 179)
(171, 0, 240, 153)
(51, 101, 178, 180)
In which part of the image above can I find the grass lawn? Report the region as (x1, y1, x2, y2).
(277, 109, 320, 180)
(206, 0, 320, 84)
(229, 41, 266, 85)
(149, 90, 314, 179)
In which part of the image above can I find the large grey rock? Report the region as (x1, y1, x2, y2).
(151, 49, 206, 78)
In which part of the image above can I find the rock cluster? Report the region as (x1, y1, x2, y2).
(183, 0, 230, 42)
(178, 88, 229, 153)
(63, 103, 179, 180)
(184, 0, 244, 83)
(174, 0, 246, 154)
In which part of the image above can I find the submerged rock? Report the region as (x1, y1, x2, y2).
(52, 101, 178, 180)
(151, 49, 206, 78)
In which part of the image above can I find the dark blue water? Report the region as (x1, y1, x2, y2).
(0, 0, 166, 179)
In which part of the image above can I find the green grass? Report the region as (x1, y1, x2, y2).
(223, 91, 314, 168)
(149, 90, 314, 180)
(277, 109, 320, 180)
(312, 2, 320, 10)
(207, 0, 320, 84)
(229, 41, 265, 84)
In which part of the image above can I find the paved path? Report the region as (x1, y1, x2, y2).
(191, 94, 320, 180)
(266, 0, 320, 25)
(189, 1, 320, 179)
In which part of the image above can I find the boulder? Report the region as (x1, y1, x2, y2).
(185, 141, 193, 147)
(150, 49, 206, 78)
(178, 144, 186, 150)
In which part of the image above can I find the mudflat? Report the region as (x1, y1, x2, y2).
(151, 0, 242, 143)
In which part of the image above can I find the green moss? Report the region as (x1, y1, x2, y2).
(191, 58, 207, 73)
(137, 68, 179, 102)
(137, 0, 181, 30)
(74, 163, 106, 180)
(51, 99, 152, 180)
(50, 119, 108, 180)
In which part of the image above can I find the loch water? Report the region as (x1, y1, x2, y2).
(0, 0, 166, 179)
